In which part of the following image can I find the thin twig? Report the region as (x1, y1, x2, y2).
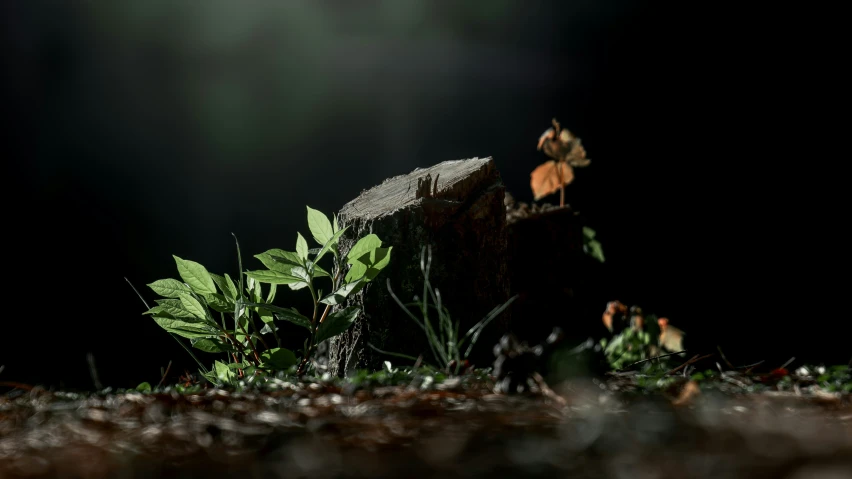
(157, 360, 173, 389)
(237, 320, 262, 365)
(778, 356, 796, 370)
(665, 353, 714, 376)
(618, 350, 687, 371)
(742, 360, 766, 374)
(532, 372, 566, 406)
(716, 345, 735, 369)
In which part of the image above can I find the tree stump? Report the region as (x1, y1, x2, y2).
(326, 157, 510, 377)
(504, 193, 607, 345)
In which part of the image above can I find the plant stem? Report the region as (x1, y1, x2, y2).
(248, 313, 271, 350)
(296, 280, 320, 377)
(219, 328, 250, 366)
(236, 320, 262, 365)
(318, 267, 341, 326)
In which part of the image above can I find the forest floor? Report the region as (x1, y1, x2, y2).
(2, 366, 850, 479)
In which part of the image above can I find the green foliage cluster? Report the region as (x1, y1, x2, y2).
(600, 327, 654, 370)
(792, 365, 852, 393)
(599, 313, 681, 370)
(138, 207, 392, 386)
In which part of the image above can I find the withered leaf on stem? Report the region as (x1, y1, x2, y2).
(531, 119, 590, 202)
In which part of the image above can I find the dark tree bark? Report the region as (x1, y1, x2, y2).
(326, 157, 511, 377)
(504, 197, 607, 345)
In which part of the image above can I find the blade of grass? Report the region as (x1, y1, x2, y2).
(157, 360, 173, 388)
(367, 343, 421, 363)
(387, 279, 443, 367)
(462, 294, 518, 358)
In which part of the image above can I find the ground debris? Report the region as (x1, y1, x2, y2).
(2, 376, 851, 479)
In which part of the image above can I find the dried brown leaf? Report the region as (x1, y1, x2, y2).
(530, 160, 574, 200)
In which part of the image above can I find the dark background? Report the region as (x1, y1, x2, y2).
(3, 1, 844, 390)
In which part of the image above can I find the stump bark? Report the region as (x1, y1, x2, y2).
(504, 195, 607, 345)
(326, 157, 510, 377)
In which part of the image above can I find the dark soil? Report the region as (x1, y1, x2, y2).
(2, 375, 850, 479)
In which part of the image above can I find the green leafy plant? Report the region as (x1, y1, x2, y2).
(133, 206, 392, 386)
(600, 326, 655, 370)
(245, 207, 392, 376)
(377, 245, 517, 376)
(599, 303, 687, 371)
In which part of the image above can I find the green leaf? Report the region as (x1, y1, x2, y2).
(363, 247, 392, 280)
(152, 316, 217, 339)
(295, 233, 309, 262)
(214, 360, 236, 384)
(312, 225, 349, 267)
(178, 293, 208, 320)
(585, 240, 605, 263)
(289, 266, 311, 285)
(260, 347, 298, 370)
(344, 245, 392, 282)
(224, 274, 239, 300)
(266, 283, 278, 303)
(306, 261, 331, 278)
(332, 213, 340, 234)
(254, 250, 301, 275)
(306, 206, 334, 247)
(320, 278, 365, 305)
(240, 301, 312, 330)
(173, 256, 216, 295)
(148, 279, 191, 298)
(136, 382, 152, 393)
(345, 234, 382, 265)
(247, 276, 263, 304)
(203, 293, 233, 313)
(245, 269, 302, 285)
(143, 305, 164, 316)
(371, 246, 392, 270)
(190, 338, 233, 353)
(259, 310, 275, 324)
(153, 299, 204, 321)
(315, 306, 360, 343)
(261, 249, 302, 265)
(210, 273, 237, 300)
(345, 261, 368, 283)
(200, 370, 219, 385)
